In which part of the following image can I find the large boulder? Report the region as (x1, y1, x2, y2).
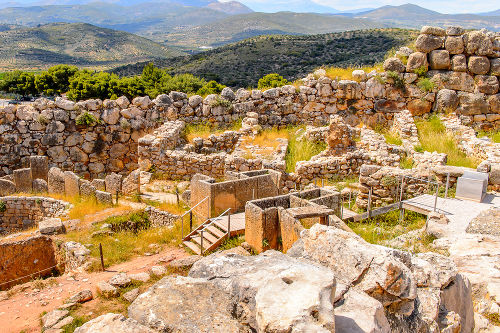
(434, 89, 459, 112)
(457, 92, 489, 115)
(406, 52, 428, 72)
(383, 57, 405, 73)
(468, 56, 490, 75)
(130, 251, 336, 332)
(445, 36, 464, 54)
(451, 54, 467, 72)
(74, 313, 154, 333)
(475, 75, 499, 95)
(464, 30, 493, 55)
(39, 218, 65, 235)
(429, 50, 450, 70)
(287, 225, 416, 315)
(48, 167, 65, 194)
(13, 168, 32, 193)
(0, 179, 16, 196)
(122, 170, 140, 195)
(415, 34, 443, 53)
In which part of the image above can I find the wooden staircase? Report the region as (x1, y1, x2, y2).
(182, 211, 245, 255)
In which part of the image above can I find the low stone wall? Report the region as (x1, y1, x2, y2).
(191, 131, 241, 154)
(0, 235, 58, 290)
(0, 196, 69, 234)
(146, 206, 179, 227)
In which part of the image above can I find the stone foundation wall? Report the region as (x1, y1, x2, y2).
(0, 235, 58, 290)
(0, 196, 69, 234)
(146, 206, 179, 228)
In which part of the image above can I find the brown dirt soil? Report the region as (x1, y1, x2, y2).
(0, 246, 188, 333)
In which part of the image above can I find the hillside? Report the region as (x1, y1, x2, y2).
(355, 4, 500, 31)
(112, 29, 416, 87)
(0, 23, 181, 71)
(163, 12, 385, 51)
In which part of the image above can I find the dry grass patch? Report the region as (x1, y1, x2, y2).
(415, 115, 480, 168)
(240, 128, 289, 159)
(184, 120, 242, 142)
(323, 64, 383, 81)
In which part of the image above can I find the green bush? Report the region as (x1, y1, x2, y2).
(76, 112, 100, 127)
(258, 73, 289, 89)
(386, 71, 405, 91)
(414, 65, 428, 77)
(0, 200, 6, 213)
(108, 211, 150, 233)
(417, 78, 435, 92)
(209, 96, 232, 109)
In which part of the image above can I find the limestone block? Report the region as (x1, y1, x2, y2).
(465, 30, 493, 55)
(457, 92, 489, 115)
(32, 179, 48, 193)
(74, 313, 154, 333)
(468, 56, 490, 75)
(445, 36, 464, 54)
(39, 218, 65, 235)
(415, 34, 443, 53)
(434, 89, 459, 112)
(407, 99, 432, 116)
(406, 52, 428, 72)
(96, 281, 118, 298)
(96, 190, 113, 205)
(122, 170, 140, 195)
(491, 58, 500, 75)
(115, 96, 130, 108)
(48, 167, 65, 194)
(475, 75, 499, 95)
(13, 168, 32, 193)
(446, 26, 464, 36)
(451, 54, 467, 72)
(488, 94, 500, 113)
(429, 50, 450, 70)
(90, 179, 106, 191)
(105, 173, 122, 194)
(0, 179, 16, 196)
(29, 155, 49, 181)
(64, 171, 80, 197)
(420, 26, 446, 36)
(79, 180, 96, 198)
(383, 57, 405, 72)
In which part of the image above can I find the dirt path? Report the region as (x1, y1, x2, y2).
(0, 246, 188, 333)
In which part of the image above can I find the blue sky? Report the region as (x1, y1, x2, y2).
(221, 0, 499, 14)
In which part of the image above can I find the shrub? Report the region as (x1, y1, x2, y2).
(108, 211, 150, 233)
(381, 175, 399, 187)
(417, 78, 435, 92)
(76, 112, 100, 127)
(120, 118, 131, 130)
(209, 96, 232, 109)
(258, 73, 289, 90)
(386, 71, 406, 91)
(0, 200, 6, 212)
(414, 65, 428, 77)
(37, 114, 49, 125)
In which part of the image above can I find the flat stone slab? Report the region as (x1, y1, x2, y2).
(466, 208, 500, 236)
(286, 206, 335, 219)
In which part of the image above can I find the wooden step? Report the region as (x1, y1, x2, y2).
(206, 225, 226, 238)
(183, 241, 201, 255)
(200, 230, 218, 244)
(213, 219, 228, 232)
(191, 235, 213, 248)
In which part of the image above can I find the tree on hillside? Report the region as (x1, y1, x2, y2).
(67, 71, 118, 101)
(35, 65, 79, 96)
(0, 71, 37, 97)
(197, 80, 225, 96)
(258, 73, 289, 89)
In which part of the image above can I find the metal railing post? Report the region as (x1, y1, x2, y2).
(445, 173, 450, 199)
(399, 176, 405, 207)
(368, 187, 372, 218)
(207, 197, 210, 219)
(189, 211, 193, 232)
(227, 212, 231, 239)
(348, 191, 352, 209)
(340, 196, 344, 219)
(181, 216, 184, 239)
(433, 183, 439, 212)
(321, 178, 324, 187)
(200, 229, 204, 255)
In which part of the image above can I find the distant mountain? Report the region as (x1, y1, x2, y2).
(241, 0, 339, 13)
(207, 1, 253, 15)
(163, 12, 384, 51)
(112, 28, 416, 87)
(478, 9, 500, 16)
(0, 23, 181, 71)
(355, 4, 500, 31)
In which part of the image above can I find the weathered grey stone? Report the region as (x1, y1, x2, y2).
(79, 180, 96, 198)
(154, 94, 173, 107)
(32, 179, 49, 193)
(55, 97, 75, 111)
(74, 313, 155, 333)
(446, 26, 464, 36)
(406, 52, 428, 72)
(169, 255, 202, 271)
(150, 265, 167, 276)
(434, 89, 459, 112)
(105, 173, 122, 194)
(13, 168, 32, 192)
(491, 58, 500, 75)
(0, 179, 16, 196)
(465, 30, 493, 55)
(64, 171, 80, 197)
(129, 272, 150, 283)
(29, 155, 49, 181)
(90, 179, 106, 191)
(457, 92, 489, 115)
(39, 218, 65, 235)
(383, 57, 405, 72)
(415, 34, 443, 53)
(95, 190, 113, 205)
(122, 170, 140, 195)
(109, 272, 131, 288)
(425, 212, 449, 238)
(468, 55, 490, 75)
(287, 225, 416, 315)
(123, 288, 140, 303)
(451, 54, 467, 72)
(475, 75, 499, 95)
(42, 309, 69, 330)
(48, 167, 65, 194)
(445, 36, 464, 54)
(96, 281, 119, 298)
(115, 96, 130, 108)
(66, 289, 93, 304)
(220, 87, 236, 101)
(132, 96, 152, 109)
(420, 26, 445, 36)
(466, 208, 500, 236)
(429, 50, 450, 70)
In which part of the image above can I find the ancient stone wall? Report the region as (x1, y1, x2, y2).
(145, 206, 179, 228)
(0, 196, 69, 234)
(0, 235, 58, 290)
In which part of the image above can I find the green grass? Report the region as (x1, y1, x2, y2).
(184, 120, 241, 142)
(373, 125, 402, 146)
(348, 210, 426, 245)
(399, 155, 414, 169)
(415, 115, 479, 168)
(285, 131, 327, 172)
(478, 130, 500, 143)
(63, 210, 184, 270)
(61, 315, 88, 333)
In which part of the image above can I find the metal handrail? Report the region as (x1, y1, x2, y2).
(180, 196, 209, 239)
(199, 208, 231, 254)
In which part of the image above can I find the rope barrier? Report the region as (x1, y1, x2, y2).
(0, 264, 60, 287)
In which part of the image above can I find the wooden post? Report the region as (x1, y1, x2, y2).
(207, 197, 210, 219)
(115, 192, 119, 205)
(348, 191, 352, 209)
(175, 189, 179, 205)
(252, 189, 255, 200)
(99, 243, 105, 271)
(189, 211, 193, 232)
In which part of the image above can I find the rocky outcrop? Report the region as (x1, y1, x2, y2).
(74, 313, 154, 333)
(287, 224, 474, 333)
(129, 251, 336, 332)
